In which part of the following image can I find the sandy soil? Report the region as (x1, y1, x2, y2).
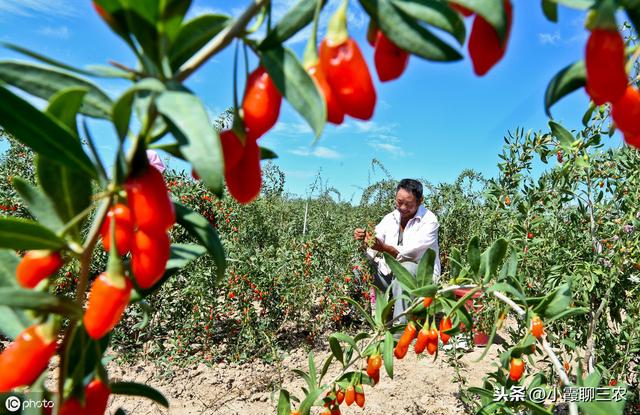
(104, 340, 503, 415)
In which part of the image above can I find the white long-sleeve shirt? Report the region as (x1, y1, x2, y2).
(366, 205, 441, 279)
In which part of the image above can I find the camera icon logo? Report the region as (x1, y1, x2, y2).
(5, 396, 21, 412)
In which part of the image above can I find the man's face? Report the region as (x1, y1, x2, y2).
(395, 188, 421, 220)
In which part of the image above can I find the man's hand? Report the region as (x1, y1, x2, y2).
(354, 228, 366, 241)
(370, 237, 384, 252)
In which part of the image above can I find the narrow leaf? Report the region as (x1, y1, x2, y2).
(383, 331, 394, 378)
(156, 90, 224, 196)
(0, 85, 97, 177)
(383, 253, 416, 291)
(544, 60, 585, 117)
(0, 217, 66, 250)
(261, 46, 326, 137)
(259, 0, 327, 50)
(0, 60, 112, 119)
(170, 14, 230, 70)
(390, 0, 466, 45)
(12, 177, 65, 232)
(0, 288, 82, 318)
(174, 203, 226, 282)
(110, 382, 169, 408)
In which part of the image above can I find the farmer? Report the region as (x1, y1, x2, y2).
(353, 178, 440, 324)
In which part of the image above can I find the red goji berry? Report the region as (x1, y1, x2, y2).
(60, 379, 111, 415)
(612, 86, 640, 136)
(336, 388, 345, 404)
(16, 250, 63, 289)
(355, 386, 365, 408)
(585, 29, 627, 105)
(242, 66, 282, 140)
(308, 64, 344, 125)
(0, 323, 57, 391)
(125, 166, 175, 231)
(394, 343, 408, 359)
(131, 229, 170, 289)
(83, 272, 132, 340)
(439, 318, 453, 345)
(100, 203, 134, 255)
(225, 135, 262, 204)
(530, 315, 544, 338)
(345, 385, 355, 406)
(468, 0, 513, 76)
(427, 327, 439, 355)
(509, 357, 525, 381)
(414, 327, 429, 354)
(423, 297, 433, 308)
(320, 37, 376, 120)
(374, 30, 410, 82)
(366, 354, 382, 377)
(397, 321, 417, 349)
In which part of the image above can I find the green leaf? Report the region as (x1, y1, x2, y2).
(486, 282, 526, 304)
(299, 387, 325, 415)
(110, 382, 169, 408)
(450, 247, 461, 279)
(483, 238, 508, 283)
(542, 0, 558, 22)
(374, 286, 387, 327)
(383, 253, 416, 291)
(390, 0, 466, 45)
(0, 288, 82, 318)
(308, 351, 318, 387)
(277, 389, 292, 415)
(261, 46, 326, 138)
(409, 284, 438, 298)
(174, 203, 226, 282)
(36, 154, 92, 241)
(330, 332, 358, 354)
(549, 120, 575, 149)
(319, 354, 333, 383)
(0, 217, 66, 250)
(448, 0, 508, 40)
(169, 14, 230, 70)
(546, 307, 588, 323)
(0, 251, 32, 339)
(342, 297, 377, 329)
(156, 89, 224, 196)
(259, 0, 327, 50)
(534, 283, 572, 318)
(544, 60, 585, 117)
(12, 177, 65, 232)
(416, 248, 435, 286)
(0, 60, 112, 119)
(46, 87, 88, 133)
(112, 78, 165, 141)
(260, 146, 278, 160)
(383, 331, 394, 378)
(360, 0, 462, 61)
(133, 244, 207, 300)
(467, 236, 481, 274)
(0, 85, 97, 177)
(1, 42, 108, 78)
(552, 0, 595, 8)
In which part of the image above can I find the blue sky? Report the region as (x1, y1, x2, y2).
(0, 0, 625, 201)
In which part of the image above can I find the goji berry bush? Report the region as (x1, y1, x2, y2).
(0, 0, 639, 414)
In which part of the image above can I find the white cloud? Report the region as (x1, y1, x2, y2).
(38, 26, 70, 39)
(0, 0, 77, 17)
(273, 121, 313, 136)
(367, 141, 409, 157)
(291, 145, 341, 159)
(538, 31, 560, 45)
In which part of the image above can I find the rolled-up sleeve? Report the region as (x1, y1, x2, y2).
(395, 220, 439, 263)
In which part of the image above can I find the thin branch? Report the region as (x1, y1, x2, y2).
(542, 337, 579, 415)
(176, 0, 269, 82)
(492, 291, 526, 318)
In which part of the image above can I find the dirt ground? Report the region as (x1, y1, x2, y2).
(104, 339, 504, 415)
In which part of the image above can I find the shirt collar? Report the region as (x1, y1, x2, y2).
(393, 205, 427, 223)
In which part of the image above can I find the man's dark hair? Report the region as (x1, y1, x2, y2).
(396, 179, 423, 201)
